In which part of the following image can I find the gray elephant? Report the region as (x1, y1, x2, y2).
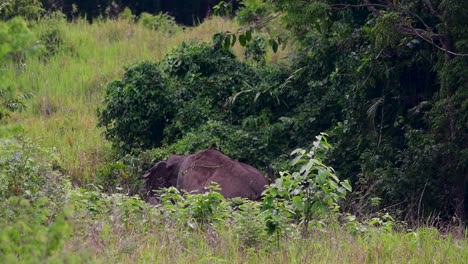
(143, 149, 268, 202)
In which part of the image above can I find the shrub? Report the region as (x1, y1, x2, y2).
(244, 34, 267, 64)
(36, 12, 70, 59)
(263, 133, 352, 235)
(230, 199, 271, 247)
(95, 154, 145, 195)
(0, 0, 44, 21)
(139, 12, 180, 34)
(0, 136, 75, 262)
(98, 61, 173, 152)
(0, 196, 73, 262)
(99, 41, 292, 169)
(0, 17, 34, 61)
(0, 137, 69, 207)
(159, 41, 261, 139)
(0, 17, 35, 120)
(159, 185, 229, 229)
(119, 7, 135, 21)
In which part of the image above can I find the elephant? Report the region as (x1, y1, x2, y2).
(143, 149, 268, 202)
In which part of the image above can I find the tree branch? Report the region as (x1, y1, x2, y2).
(331, 1, 468, 57)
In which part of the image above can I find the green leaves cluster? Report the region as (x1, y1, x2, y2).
(263, 133, 351, 234)
(213, 29, 282, 54)
(0, 137, 74, 262)
(159, 185, 229, 229)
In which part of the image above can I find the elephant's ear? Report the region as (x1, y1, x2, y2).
(143, 161, 167, 179)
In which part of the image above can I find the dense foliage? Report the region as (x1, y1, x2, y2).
(98, 41, 292, 169)
(97, 0, 467, 222)
(0, 2, 467, 260)
(266, 0, 468, 221)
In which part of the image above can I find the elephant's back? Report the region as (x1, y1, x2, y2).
(177, 148, 268, 199)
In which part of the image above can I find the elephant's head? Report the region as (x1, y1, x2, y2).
(143, 154, 186, 197)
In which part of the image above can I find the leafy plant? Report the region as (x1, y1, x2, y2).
(159, 184, 229, 229)
(36, 12, 70, 59)
(244, 34, 267, 64)
(263, 133, 352, 235)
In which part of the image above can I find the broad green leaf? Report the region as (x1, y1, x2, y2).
(239, 34, 246, 46)
(341, 180, 352, 192)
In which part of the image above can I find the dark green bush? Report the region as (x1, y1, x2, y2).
(99, 41, 294, 175)
(236, 0, 275, 25)
(98, 61, 173, 152)
(0, 0, 44, 21)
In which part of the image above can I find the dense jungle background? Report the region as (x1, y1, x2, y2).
(1, 0, 467, 262)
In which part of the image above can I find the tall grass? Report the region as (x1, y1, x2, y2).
(63, 223, 468, 263)
(5, 16, 285, 183)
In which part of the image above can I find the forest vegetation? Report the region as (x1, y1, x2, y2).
(0, 0, 467, 262)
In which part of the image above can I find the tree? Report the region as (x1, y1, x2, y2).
(269, 0, 468, 221)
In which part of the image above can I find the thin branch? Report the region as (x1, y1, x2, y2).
(401, 25, 468, 57)
(331, 1, 468, 57)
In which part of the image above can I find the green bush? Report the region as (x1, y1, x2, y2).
(0, 137, 76, 262)
(244, 34, 267, 64)
(263, 134, 352, 235)
(98, 61, 173, 152)
(157, 185, 230, 229)
(99, 41, 293, 171)
(0, 196, 73, 263)
(230, 199, 271, 247)
(0, 17, 35, 120)
(0, 0, 43, 21)
(36, 12, 70, 59)
(0, 137, 69, 206)
(139, 12, 180, 34)
(95, 154, 145, 195)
